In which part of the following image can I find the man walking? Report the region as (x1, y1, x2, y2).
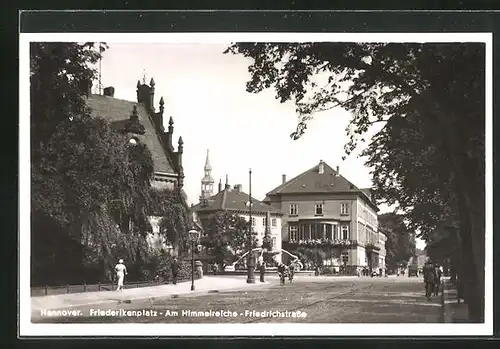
(171, 256, 180, 285)
(115, 259, 127, 291)
(423, 259, 437, 300)
(434, 262, 443, 296)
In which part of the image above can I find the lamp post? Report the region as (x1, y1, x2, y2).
(247, 168, 255, 284)
(188, 229, 200, 291)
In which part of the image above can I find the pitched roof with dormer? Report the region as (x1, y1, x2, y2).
(85, 80, 185, 189)
(193, 185, 282, 216)
(87, 95, 177, 175)
(265, 161, 378, 211)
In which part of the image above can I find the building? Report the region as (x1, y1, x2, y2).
(263, 160, 386, 272)
(85, 78, 187, 250)
(192, 151, 283, 263)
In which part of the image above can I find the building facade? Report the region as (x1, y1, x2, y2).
(264, 160, 386, 272)
(192, 152, 283, 263)
(85, 78, 187, 250)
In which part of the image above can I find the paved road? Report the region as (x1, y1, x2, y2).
(33, 275, 442, 323)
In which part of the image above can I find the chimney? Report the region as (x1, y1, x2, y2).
(224, 174, 230, 189)
(218, 179, 222, 193)
(103, 86, 115, 97)
(336, 166, 340, 176)
(319, 160, 325, 174)
(234, 184, 242, 192)
(282, 174, 287, 184)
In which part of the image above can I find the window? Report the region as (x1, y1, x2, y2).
(262, 217, 267, 227)
(341, 225, 349, 240)
(272, 237, 277, 248)
(289, 225, 298, 241)
(271, 218, 277, 227)
(341, 203, 349, 215)
(251, 217, 256, 226)
(289, 204, 298, 216)
(315, 203, 323, 216)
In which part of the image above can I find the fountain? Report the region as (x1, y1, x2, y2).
(224, 248, 303, 271)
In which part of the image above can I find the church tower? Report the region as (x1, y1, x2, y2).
(200, 149, 214, 201)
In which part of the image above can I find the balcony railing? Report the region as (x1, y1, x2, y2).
(285, 239, 358, 248)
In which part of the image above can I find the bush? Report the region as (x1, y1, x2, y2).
(155, 256, 200, 283)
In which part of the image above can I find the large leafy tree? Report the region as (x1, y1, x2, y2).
(378, 213, 416, 272)
(200, 211, 257, 267)
(30, 42, 160, 284)
(226, 42, 485, 321)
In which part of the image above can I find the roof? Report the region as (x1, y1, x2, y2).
(193, 187, 282, 215)
(265, 161, 378, 210)
(86, 94, 177, 175)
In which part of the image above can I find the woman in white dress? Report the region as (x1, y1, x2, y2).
(115, 259, 127, 291)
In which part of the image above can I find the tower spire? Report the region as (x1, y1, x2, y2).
(199, 149, 214, 201)
(204, 149, 211, 171)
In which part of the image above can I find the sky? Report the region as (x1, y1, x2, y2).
(96, 43, 425, 249)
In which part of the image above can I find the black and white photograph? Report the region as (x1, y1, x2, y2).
(19, 32, 492, 337)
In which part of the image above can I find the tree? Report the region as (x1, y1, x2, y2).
(30, 42, 160, 284)
(154, 188, 190, 257)
(200, 211, 257, 267)
(226, 42, 485, 321)
(378, 213, 416, 272)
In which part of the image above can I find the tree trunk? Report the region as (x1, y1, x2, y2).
(457, 189, 485, 322)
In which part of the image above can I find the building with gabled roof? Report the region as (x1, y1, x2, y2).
(191, 151, 284, 264)
(264, 160, 386, 273)
(84, 79, 187, 253)
(86, 80, 185, 189)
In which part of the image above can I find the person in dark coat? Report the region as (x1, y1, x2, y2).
(259, 261, 266, 282)
(434, 262, 443, 296)
(171, 256, 180, 285)
(422, 259, 437, 300)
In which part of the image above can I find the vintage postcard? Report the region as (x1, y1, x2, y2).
(19, 31, 493, 337)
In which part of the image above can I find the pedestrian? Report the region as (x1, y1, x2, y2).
(171, 256, 180, 285)
(277, 262, 287, 285)
(259, 261, 266, 282)
(434, 262, 443, 296)
(422, 259, 437, 300)
(212, 263, 218, 275)
(115, 259, 127, 291)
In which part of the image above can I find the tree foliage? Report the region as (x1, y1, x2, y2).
(378, 213, 416, 271)
(200, 211, 257, 266)
(226, 42, 485, 321)
(30, 42, 187, 285)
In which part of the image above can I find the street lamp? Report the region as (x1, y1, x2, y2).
(188, 229, 200, 291)
(247, 168, 255, 284)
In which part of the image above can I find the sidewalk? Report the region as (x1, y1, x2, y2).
(441, 279, 469, 323)
(31, 275, 272, 318)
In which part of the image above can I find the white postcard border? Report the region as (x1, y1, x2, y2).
(19, 32, 493, 337)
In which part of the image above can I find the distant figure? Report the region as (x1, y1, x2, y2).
(434, 263, 443, 296)
(314, 265, 320, 276)
(423, 260, 437, 300)
(277, 263, 287, 286)
(115, 259, 127, 291)
(288, 261, 296, 283)
(212, 263, 218, 275)
(259, 261, 266, 282)
(171, 256, 180, 285)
